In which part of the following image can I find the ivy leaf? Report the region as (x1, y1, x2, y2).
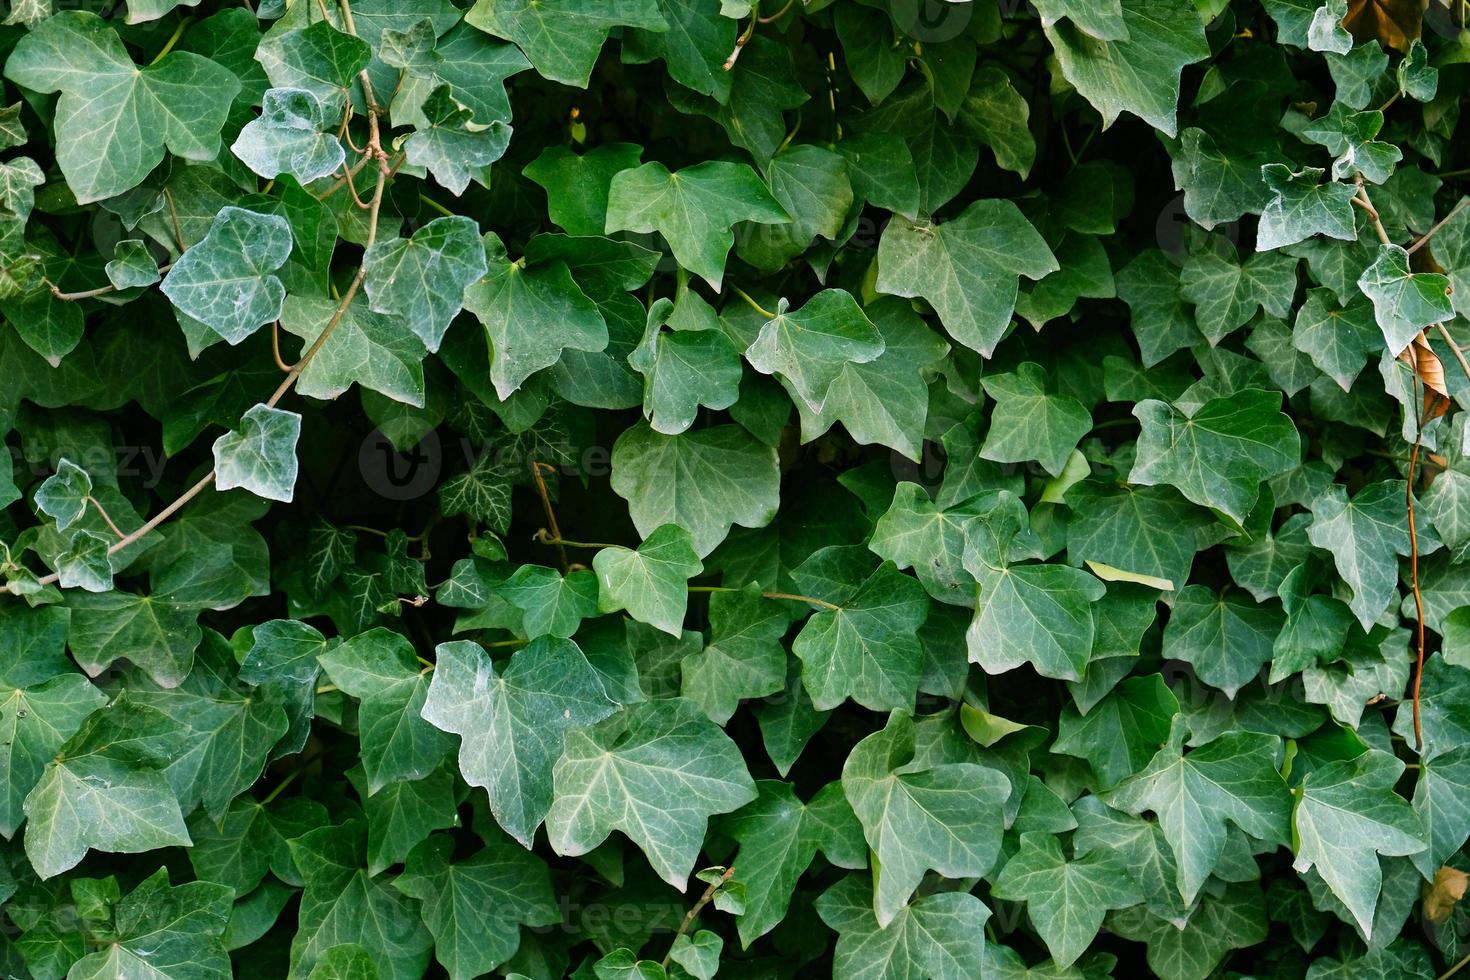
(281, 293, 427, 408)
(316, 629, 454, 793)
(1307, 481, 1417, 630)
(66, 589, 202, 687)
(679, 586, 788, 725)
(464, 232, 609, 399)
(363, 216, 488, 353)
(991, 832, 1144, 968)
(378, 20, 529, 129)
(465, 0, 667, 87)
(875, 200, 1058, 358)
(1292, 749, 1427, 937)
(394, 833, 560, 980)
(1256, 165, 1360, 251)
(1053, 675, 1180, 789)
(1409, 746, 1470, 881)
(187, 794, 328, 894)
(869, 483, 993, 607)
(66, 869, 233, 980)
(1130, 389, 1301, 525)
(593, 524, 703, 636)
(1109, 881, 1268, 980)
(256, 18, 372, 116)
(1066, 482, 1207, 592)
(288, 821, 433, 980)
(815, 874, 989, 980)
(611, 423, 780, 558)
(1291, 287, 1381, 391)
(841, 711, 1010, 926)
(792, 296, 949, 463)
(161, 207, 293, 344)
(979, 362, 1092, 477)
(1163, 586, 1284, 698)
(35, 457, 91, 531)
(1102, 717, 1292, 905)
(1043, 0, 1209, 137)
(744, 290, 884, 413)
(106, 238, 161, 291)
(232, 87, 347, 185)
(0, 606, 106, 839)
(498, 566, 601, 639)
(791, 560, 929, 712)
(724, 780, 865, 947)
(546, 697, 757, 889)
(212, 404, 303, 504)
(23, 697, 193, 879)
(3, 10, 240, 203)
(1180, 237, 1298, 344)
(523, 143, 646, 237)
(628, 297, 743, 435)
(404, 85, 511, 196)
(422, 638, 616, 848)
(1357, 244, 1454, 354)
(605, 160, 788, 290)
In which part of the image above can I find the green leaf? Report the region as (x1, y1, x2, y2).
(744, 290, 883, 413)
(612, 423, 780, 558)
(991, 831, 1143, 969)
(1163, 585, 1284, 698)
(1065, 482, 1206, 592)
(211, 403, 303, 503)
(66, 589, 202, 687)
(875, 200, 1058, 358)
(466, 0, 666, 87)
(498, 566, 601, 639)
(232, 87, 346, 185)
(363, 216, 488, 352)
(979, 362, 1092, 477)
(1291, 287, 1381, 391)
(23, 697, 193, 879)
(605, 160, 788, 290)
(1102, 717, 1291, 904)
(66, 869, 233, 980)
(869, 483, 992, 607)
(288, 820, 433, 980)
(1053, 675, 1180, 789)
(628, 296, 743, 435)
(105, 239, 161, 291)
(1357, 244, 1454, 354)
(723, 780, 864, 946)
(1307, 481, 1416, 630)
(423, 637, 617, 847)
(1291, 749, 1427, 938)
(1109, 881, 1267, 980)
(547, 697, 756, 888)
(403, 85, 511, 196)
(3, 11, 240, 203)
(379, 20, 529, 129)
(1180, 237, 1298, 344)
(679, 585, 787, 724)
(161, 207, 293, 344)
(464, 232, 609, 399)
(841, 711, 1010, 925)
(816, 873, 989, 980)
(1130, 389, 1301, 525)
(792, 560, 929, 712)
(35, 458, 91, 531)
(187, 794, 327, 894)
(316, 629, 454, 793)
(394, 834, 559, 980)
(523, 143, 646, 237)
(1256, 165, 1360, 251)
(281, 293, 427, 407)
(593, 524, 703, 636)
(1043, 0, 1209, 137)
(256, 18, 372, 117)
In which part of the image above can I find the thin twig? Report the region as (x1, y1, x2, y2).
(724, 4, 758, 70)
(1435, 322, 1470, 387)
(729, 284, 776, 319)
(758, 0, 796, 22)
(1407, 371, 1427, 753)
(662, 866, 736, 969)
(164, 187, 186, 252)
(530, 462, 569, 574)
(86, 497, 126, 540)
(1440, 950, 1470, 980)
(1408, 198, 1470, 255)
(536, 529, 623, 551)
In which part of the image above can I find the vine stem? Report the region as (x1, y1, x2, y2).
(1441, 950, 1470, 980)
(537, 530, 624, 551)
(688, 585, 841, 611)
(729, 284, 776, 319)
(50, 263, 172, 302)
(1408, 197, 1470, 255)
(86, 497, 126, 540)
(20, 0, 392, 594)
(661, 866, 736, 969)
(530, 462, 570, 574)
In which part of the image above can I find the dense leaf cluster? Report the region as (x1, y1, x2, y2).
(0, 0, 1469, 977)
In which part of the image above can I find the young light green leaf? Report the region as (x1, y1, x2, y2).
(497, 566, 600, 639)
